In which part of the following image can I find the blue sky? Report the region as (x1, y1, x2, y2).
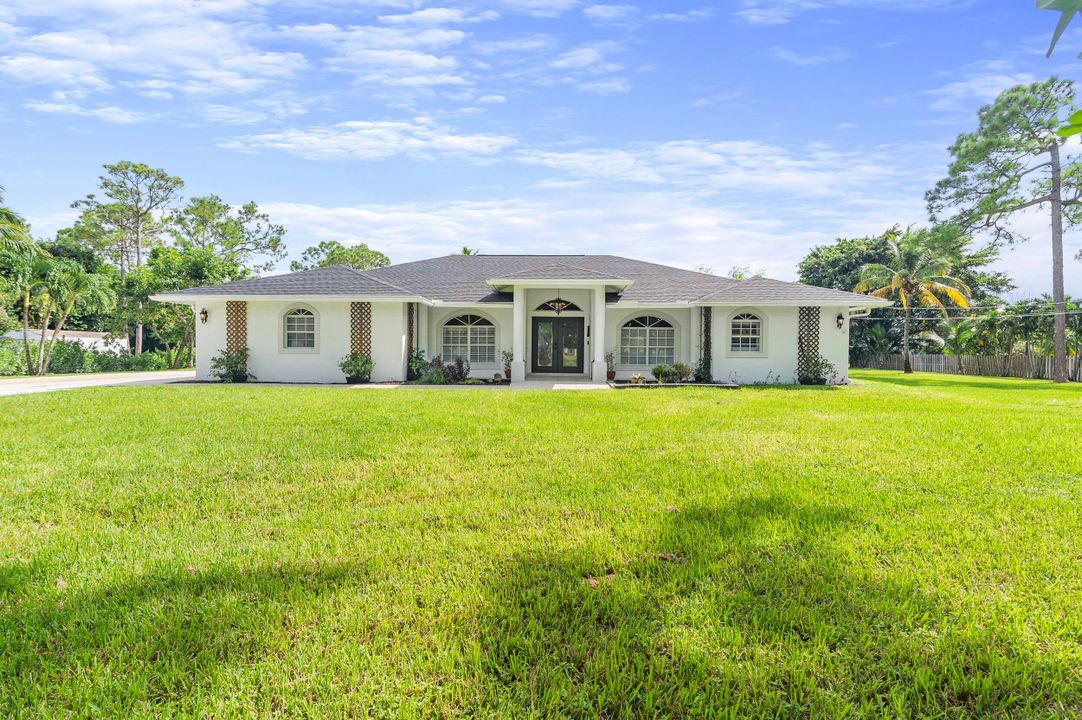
(2, 0, 1081, 296)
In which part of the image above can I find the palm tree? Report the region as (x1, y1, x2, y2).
(0, 186, 34, 253)
(461, 247, 478, 255)
(919, 320, 978, 356)
(855, 231, 971, 373)
(40, 265, 116, 374)
(0, 249, 53, 374)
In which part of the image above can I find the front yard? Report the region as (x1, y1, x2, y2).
(1, 371, 1080, 718)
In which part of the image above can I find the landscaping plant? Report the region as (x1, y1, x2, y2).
(338, 353, 374, 383)
(208, 346, 253, 382)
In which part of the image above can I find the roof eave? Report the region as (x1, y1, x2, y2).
(694, 297, 894, 307)
(151, 293, 428, 304)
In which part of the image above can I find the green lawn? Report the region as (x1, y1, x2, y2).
(1, 371, 1080, 718)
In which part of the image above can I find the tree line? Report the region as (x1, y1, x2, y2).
(0, 164, 388, 375)
(803, 78, 1082, 382)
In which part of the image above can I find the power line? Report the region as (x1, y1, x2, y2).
(852, 310, 1082, 320)
(861, 302, 1076, 312)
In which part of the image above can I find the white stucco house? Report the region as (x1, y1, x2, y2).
(153, 254, 889, 386)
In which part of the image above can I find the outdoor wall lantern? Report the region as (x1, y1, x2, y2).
(199, 308, 209, 324)
(836, 313, 845, 330)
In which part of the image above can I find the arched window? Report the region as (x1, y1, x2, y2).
(283, 307, 316, 349)
(730, 313, 762, 352)
(620, 316, 674, 365)
(535, 299, 582, 313)
(442, 314, 496, 363)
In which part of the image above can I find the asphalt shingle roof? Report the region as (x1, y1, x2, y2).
(365, 255, 734, 304)
(159, 255, 883, 306)
(156, 264, 412, 298)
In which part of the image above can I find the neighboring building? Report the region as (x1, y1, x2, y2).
(2, 329, 128, 353)
(153, 254, 889, 385)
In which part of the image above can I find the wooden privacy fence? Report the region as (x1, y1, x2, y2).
(855, 353, 1081, 381)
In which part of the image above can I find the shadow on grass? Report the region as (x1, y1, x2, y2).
(856, 371, 1069, 392)
(0, 559, 365, 715)
(476, 496, 1076, 718)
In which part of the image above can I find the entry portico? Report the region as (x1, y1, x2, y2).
(486, 264, 632, 382)
(155, 254, 889, 386)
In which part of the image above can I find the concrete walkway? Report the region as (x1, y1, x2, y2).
(0, 370, 195, 396)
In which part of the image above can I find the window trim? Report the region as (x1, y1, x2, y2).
(725, 308, 767, 358)
(280, 304, 320, 354)
(618, 314, 676, 367)
(441, 313, 498, 365)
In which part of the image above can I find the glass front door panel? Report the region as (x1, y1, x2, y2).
(561, 323, 579, 369)
(537, 320, 554, 368)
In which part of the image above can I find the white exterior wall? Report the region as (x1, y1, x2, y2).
(194, 300, 227, 381)
(710, 305, 851, 385)
(605, 306, 694, 380)
(425, 305, 513, 379)
(820, 306, 851, 384)
(191, 296, 853, 385)
(193, 299, 407, 383)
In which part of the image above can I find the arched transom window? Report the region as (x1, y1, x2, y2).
(536, 299, 582, 313)
(284, 307, 316, 348)
(730, 313, 762, 352)
(620, 315, 674, 365)
(442, 314, 496, 363)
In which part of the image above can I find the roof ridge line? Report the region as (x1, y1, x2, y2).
(340, 265, 416, 295)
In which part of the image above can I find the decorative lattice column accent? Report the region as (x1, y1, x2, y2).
(406, 303, 415, 354)
(226, 301, 247, 351)
(698, 306, 712, 379)
(351, 302, 372, 355)
(797, 306, 821, 375)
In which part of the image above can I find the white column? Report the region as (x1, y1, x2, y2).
(511, 285, 526, 382)
(591, 285, 607, 382)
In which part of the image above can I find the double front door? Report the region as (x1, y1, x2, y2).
(532, 317, 585, 374)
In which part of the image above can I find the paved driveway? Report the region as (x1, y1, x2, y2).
(0, 370, 195, 396)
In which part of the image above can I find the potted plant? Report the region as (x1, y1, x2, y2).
(630, 372, 646, 385)
(501, 349, 514, 379)
(339, 352, 374, 383)
(798, 352, 835, 386)
(605, 350, 616, 381)
(209, 347, 254, 383)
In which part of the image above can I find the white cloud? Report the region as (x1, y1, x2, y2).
(473, 34, 556, 55)
(517, 139, 940, 196)
(220, 117, 518, 159)
(926, 62, 1036, 112)
(550, 46, 606, 70)
(257, 183, 935, 283)
(0, 55, 109, 88)
(24, 99, 147, 123)
(583, 4, 638, 22)
(770, 46, 849, 66)
(544, 41, 627, 92)
(2, 4, 308, 98)
(498, 0, 580, 17)
(200, 94, 310, 125)
(574, 77, 630, 94)
(378, 8, 500, 25)
(735, 0, 970, 25)
(278, 23, 469, 87)
(649, 8, 713, 22)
